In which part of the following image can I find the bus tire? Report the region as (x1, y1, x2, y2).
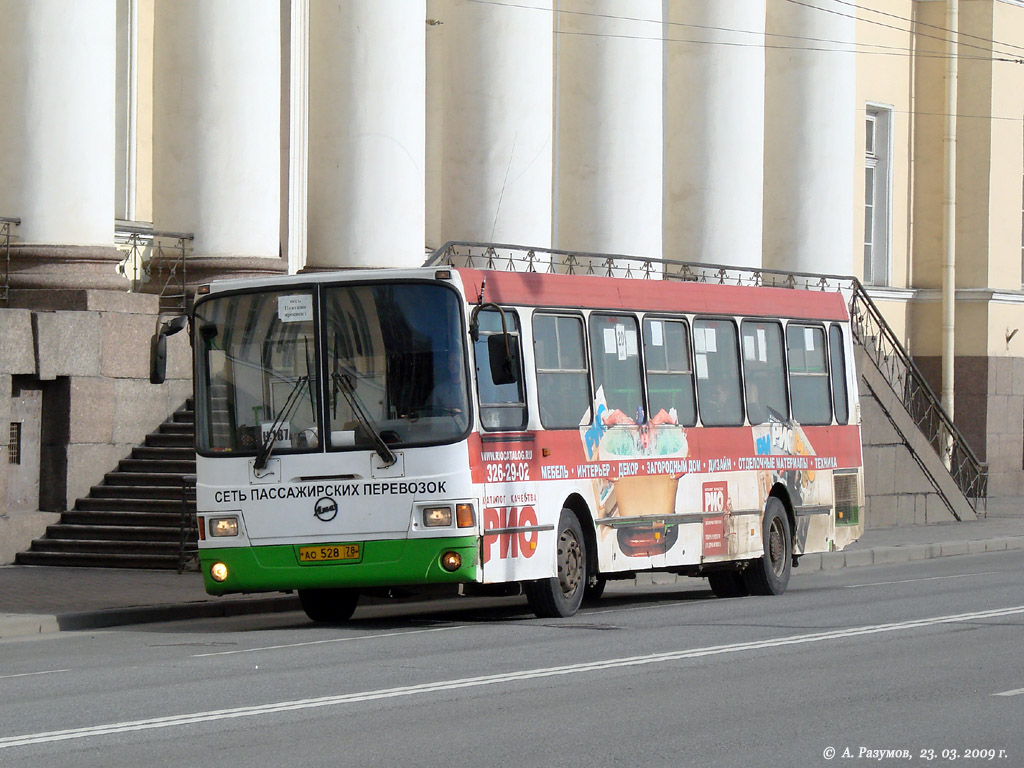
(524, 509, 586, 618)
(298, 588, 359, 623)
(707, 571, 748, 598)
(743, 498, 792, 596)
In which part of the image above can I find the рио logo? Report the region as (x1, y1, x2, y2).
(314, 497, 338, 522)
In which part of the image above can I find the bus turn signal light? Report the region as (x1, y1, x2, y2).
(456, 504, 475, 528)
(440, 552, 462, 572)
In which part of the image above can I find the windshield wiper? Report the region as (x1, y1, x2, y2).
(331, 371, 397, 467)
(254, 375, 309, 471)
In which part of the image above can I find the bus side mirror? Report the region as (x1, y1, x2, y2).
(488, 333, 519, 386)
(150, 315, 188, 385)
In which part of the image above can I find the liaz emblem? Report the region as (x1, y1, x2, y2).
(314, 497, 338, 522)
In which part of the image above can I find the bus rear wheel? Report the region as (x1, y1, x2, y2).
(525, 509, 586, 618)
(743, 498, 792, 596)
(298, 588, 359, 623)
(707, 571, 748, 598)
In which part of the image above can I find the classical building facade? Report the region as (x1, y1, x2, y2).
(1, 0, 1023, 556)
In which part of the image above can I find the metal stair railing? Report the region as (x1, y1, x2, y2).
(427, 241, 988, 511)
(848, 279, 987, 510)
(179, 473, 199, 573)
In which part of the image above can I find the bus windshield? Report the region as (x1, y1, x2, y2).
(322, 282, 469, 448)
(193, 282, 470, 455)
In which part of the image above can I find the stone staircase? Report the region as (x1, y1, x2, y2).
(16, 401, 196, 569)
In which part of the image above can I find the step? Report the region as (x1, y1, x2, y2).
(118, 459, 196, 474)
(75, 497, 190, 513)
(89, 485, 187, 501)
(45, 524, 186, 542)
(28, 538, 184, 555)
(103, 472, 192, 487)
(159, 422, 194, 436)
(14, 551, 181, 570)
(173, 409, 195, 424)
(145, 433, 194, 449)
(131, 446, 196, 461)
(61, 510, 182, 528)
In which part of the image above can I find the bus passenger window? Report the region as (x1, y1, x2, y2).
(741, 320, 788, 425)
(829, 325, 849, 424)
(694, 319, 743, 426)
(589, 314, 643, 421)
(473, 309, 527, 431)
(787, 324, 831, 425)
(643, 318, 696, 426)
(533, 314, 591, 429)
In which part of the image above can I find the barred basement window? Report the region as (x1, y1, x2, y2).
(8, 422, 21, 465)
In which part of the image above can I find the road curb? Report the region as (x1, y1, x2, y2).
(0, 595, 300, 640)
(793, 535, 1024, 572)
(3, 537, 1023, 638)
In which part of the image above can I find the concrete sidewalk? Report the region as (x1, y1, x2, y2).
(2, 497, 1022, 640)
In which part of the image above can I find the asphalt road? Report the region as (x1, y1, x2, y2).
(2, 550, 1022, 768)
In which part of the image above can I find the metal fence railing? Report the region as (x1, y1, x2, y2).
(116, 223, 194, 314)
(1, 216, 21, 307)
(427, 241, 988, 511)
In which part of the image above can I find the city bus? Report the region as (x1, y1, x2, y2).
(186, 244, 864, 621)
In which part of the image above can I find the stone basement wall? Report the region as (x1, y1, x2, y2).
(855, 346, 977, 527)
(0, 290, 191, 563)
(914, 356, 1024, 497)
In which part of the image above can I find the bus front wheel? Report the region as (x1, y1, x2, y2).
(743, 498, 792, 596)
(525, 509, 586, 618)
(298, 588, 359, 623)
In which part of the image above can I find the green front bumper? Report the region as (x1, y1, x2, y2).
(200, 536, 479, 595)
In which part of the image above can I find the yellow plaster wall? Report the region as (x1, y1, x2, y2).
(855, 0, 916, 289)
(135, 0, 154, 224)
(989, 1, 1024, 291)
(910, 0, 949, 290)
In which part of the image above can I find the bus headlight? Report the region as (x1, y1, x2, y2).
(210, 562, 229, 582)
(423, 506, 452, 527)
(209, 516, 240, 537)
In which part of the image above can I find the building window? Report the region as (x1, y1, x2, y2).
(864, 106, 892, 286)
(8, 422, 21, 465)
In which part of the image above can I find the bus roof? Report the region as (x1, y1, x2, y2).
(456, 268, 850, 322)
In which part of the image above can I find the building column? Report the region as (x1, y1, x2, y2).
(152, 0, 284, 284)
(306, 0, 425, 270)
(0, 0, 122, 290)
(554, 0, 663, 260)
(664, 1, 765, 269)
(763, 0, 856, 275)
(427, 0, 553, 250)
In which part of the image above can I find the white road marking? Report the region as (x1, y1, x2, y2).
(191, 625, 460, 658)
(0, 669, 70, 681)
(3, 604, 1023, 750)
(844, 572, 1004, 589)
(993, 687, 1024, 697)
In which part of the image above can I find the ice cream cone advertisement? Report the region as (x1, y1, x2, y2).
(580, 387, 690, 563)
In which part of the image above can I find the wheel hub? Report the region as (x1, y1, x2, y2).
(768, 518, 785, 577)
(557, 529, 583, 596)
